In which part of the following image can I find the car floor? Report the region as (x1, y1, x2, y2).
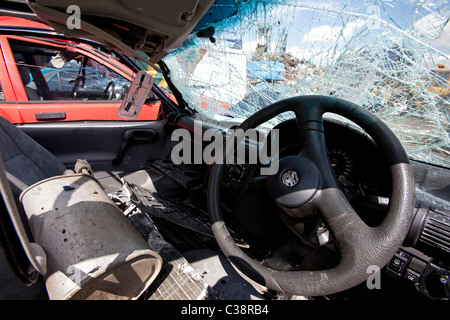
(100, 169, 271, 300)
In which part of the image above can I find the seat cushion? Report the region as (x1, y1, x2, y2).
(0, 116, 66, 196)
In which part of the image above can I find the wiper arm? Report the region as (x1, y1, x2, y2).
(158, 59, 195, 116)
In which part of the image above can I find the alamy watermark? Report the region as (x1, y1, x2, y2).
(366, 265, 381, 289)
(170, 120, 280, 175)
(66, 5, 81, 30)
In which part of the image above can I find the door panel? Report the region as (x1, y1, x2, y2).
(18, 120, 171, 179)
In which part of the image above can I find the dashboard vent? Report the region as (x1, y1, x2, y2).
(419, 210, 450, 254)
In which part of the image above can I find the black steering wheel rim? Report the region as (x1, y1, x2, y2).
(207, 95, 416, 296)
(102, 81, 115, 100)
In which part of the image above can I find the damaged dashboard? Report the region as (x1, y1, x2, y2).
(116, 117, 450, 300)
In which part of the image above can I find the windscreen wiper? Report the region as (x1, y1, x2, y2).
(158, 59, 195, 116)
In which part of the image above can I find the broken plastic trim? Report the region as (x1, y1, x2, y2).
(118, 70, 155, 120)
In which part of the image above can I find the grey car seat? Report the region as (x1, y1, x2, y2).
(0, 116, 66, 299)
(17, 65, 41, 101)
(0, 117, 101, 298)
(0, 116, 66, 199)
(0, 116, 163, 300)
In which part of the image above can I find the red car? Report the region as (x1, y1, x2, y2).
(0, 16, 161, 123)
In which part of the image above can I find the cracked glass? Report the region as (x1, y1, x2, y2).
(164, 0, 450, 168)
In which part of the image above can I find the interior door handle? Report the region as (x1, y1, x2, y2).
(112, 129, 158, 166)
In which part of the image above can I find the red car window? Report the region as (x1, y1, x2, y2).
(11, 41, 131, 102)
(0, 36, 160, 123)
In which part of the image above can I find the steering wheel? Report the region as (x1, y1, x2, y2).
(207, 95, 415, 296)
(102, 81, 115, 100)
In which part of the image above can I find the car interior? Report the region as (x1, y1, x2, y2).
(0, 0, 449, 302)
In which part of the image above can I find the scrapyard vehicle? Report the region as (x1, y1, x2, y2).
(0, 16, 161, 123)
(0, 0, 449, 304)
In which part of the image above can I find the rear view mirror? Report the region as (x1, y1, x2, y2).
(117, 70, 154, 120)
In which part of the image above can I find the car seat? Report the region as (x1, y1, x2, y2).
(0, 116, 66, 200)
(17, 65, 41, 101)
(0, 116, 163, 300)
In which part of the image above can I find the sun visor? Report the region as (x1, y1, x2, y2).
(27, 0, 214, 64)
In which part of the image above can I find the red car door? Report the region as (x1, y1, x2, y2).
(0, 35, 160, 124)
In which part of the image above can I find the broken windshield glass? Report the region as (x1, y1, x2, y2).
(164, 0, 449, 168)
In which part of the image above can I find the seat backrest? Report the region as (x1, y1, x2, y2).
(17, 65, 41, 101)
(0, 116, 66, 198)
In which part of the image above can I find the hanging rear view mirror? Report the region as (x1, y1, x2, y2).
(117, 70, 155, 120)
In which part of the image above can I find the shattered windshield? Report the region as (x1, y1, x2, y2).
(164, 0, 450, 168)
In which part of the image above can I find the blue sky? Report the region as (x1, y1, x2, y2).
(215, 0, 450, 68)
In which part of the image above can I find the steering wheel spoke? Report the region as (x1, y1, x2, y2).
(291, 101, 340, 189)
